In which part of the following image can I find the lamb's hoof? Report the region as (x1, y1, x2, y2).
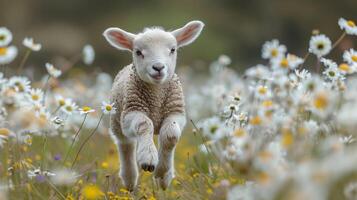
(137, 144, 158, 172)
(155, 170, 175, 190)
(141, 163, 155, 172)
(119, 170, 138, 192)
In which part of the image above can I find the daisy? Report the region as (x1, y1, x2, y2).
(45, 63, 62, 78)
(50, 168, 78, 186)
(338, 18, 357, 35)
(35, 108, 51, 124)
(0, 27, 13, 47)
(343, 49, 357, 65)
(61, 99, 78, 115)
(55, 95, 66, 107)
(255, 85, 271, 99)
(27, 88, 44, 104)
(23, 37, 42, 51)
(79, 106, 95, 115)
(338, 63, 356, 75)
(218, 54, 231, 65)
(245, 64, 271, 80)
(271, 54, 303, 72)
(262, 39, 286, 60)
(101, 101, 116, 115)
(9, 76, 31, 93)
(321, 58, 342, 81)
(308, 34, 332, 57)
(0, 45, 17, 65)
(82, 44, 95, 65)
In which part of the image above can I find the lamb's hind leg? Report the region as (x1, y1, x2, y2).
(155, 114, 186, 190)
(110, 118, 138, 191)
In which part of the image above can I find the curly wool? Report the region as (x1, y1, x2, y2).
(110, 64, 185, 137)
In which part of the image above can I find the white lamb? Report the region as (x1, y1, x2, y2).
(103, 20, 204, 191)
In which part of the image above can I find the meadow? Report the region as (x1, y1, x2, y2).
(1, 17, 357, 200)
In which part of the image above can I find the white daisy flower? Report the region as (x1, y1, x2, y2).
(45, 63, 62, 78)
(35, 108, 51, 123)
(82, 44, 95, 65)
(262, 39, 286, 60)
(23, 37, 42, 51)
(321, 58, 341, 81)
(271, 54, 303, 72)
(55, 95, 66, 107)
(0, 27, 13, 47)
(218, 54, 231, 65)
(338, 63, 356, 75)
(255, 85, 271, 99)
(101, 101, 116, 115)
(0, 45, 17, 65)
(343, 49, 357, 65)
(295, 69, 311, 80)
(245, 64, 271, 80)
(50, 168, 78, 186)
(61, 99, 78, 115)
(9, 76, 31, 93)
(308, 34, 332, 57)
(27, 88, 44, 104)
(338, 18, 357, 36)
(79, 106, 95, 115)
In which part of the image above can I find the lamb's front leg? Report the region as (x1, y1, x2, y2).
(122, 111, 158, 172)
(155, 114, 186, 190)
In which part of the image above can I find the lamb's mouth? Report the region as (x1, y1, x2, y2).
(149, 73, 164, 81)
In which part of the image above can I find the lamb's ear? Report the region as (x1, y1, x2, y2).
(103, 27, 136, 51)
(171, 21, 204, 48)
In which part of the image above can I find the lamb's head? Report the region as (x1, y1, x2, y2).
(103, 21, 204, 84)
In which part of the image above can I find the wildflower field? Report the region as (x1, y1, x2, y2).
(1, 17, 357, 200)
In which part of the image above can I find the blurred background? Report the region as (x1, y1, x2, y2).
(1, 0, 357, 74)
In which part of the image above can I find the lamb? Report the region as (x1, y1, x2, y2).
(103, 20, 204, 191)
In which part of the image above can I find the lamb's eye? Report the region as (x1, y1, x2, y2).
(136, 50, 143, 57)
(170, 48, 176, 54)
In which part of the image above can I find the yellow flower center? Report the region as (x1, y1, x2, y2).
(259, 151, 272, 162)
(0, 47, 7, 55)
(0, 35, 5, 41)
(347, 20, 356, 27)
(280, 58, 289, 68)
(262, 100, 273, 107)
(65, 106, 73, 112)
(271, 49, 278, 57)
(15, 82, 25, 92)
(351, 55, 357, 62)
(59, 99, 65, 106)
(258, 86, 267, 94)
(339, 63, 350, 72)
(0, 128, 10, 136)
(105, 105, 112, 111)
(250, 116, 262, 125)
(281, 131, 294, 148)
(314, 93, 328, 110)
(82, 106, 92, 112)
(31, 95, 39, 101)
(233, 128, 246, 137)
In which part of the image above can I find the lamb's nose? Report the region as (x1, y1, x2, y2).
(152, 63, 165, 72)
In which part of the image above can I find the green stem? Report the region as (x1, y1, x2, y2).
(17, 49, 31, 74)
(41, 132, 48, 170)
(63, 114, 88, 165)
(71, 114, 104, 169)
(332, 32, 346, 50)
(42, 75, 51, 106)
